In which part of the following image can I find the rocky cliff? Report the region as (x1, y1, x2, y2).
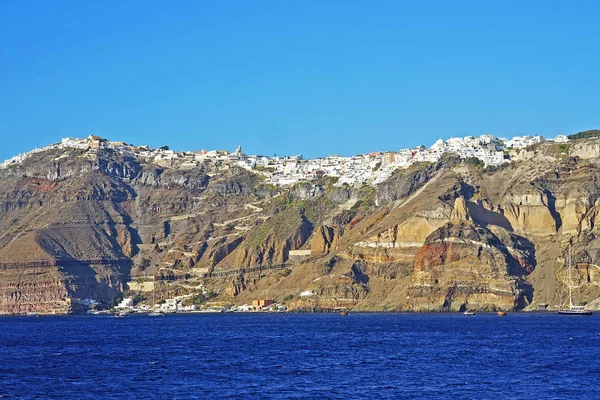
(4, 139, 600, 313)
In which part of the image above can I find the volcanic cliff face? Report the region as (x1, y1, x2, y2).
(409, 221, 535, 311)
(4, 139, 600, 313)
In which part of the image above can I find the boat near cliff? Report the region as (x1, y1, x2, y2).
(148, 311, 164, 317)
(558, 307, 592, 316)
(113, 311, 128, 317)
(558, 246, 593, 316)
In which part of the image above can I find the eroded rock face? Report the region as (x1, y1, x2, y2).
(409, 222, 534, 311)
(377, 166, 435, 205)
(561, 200, 588, 234)
(502, 192, 557, 236)
(294, 263, 369, 310)
(310, 225, 339, 256)
(235, 217, 313, 268)
(357, 208, 452, 252)
(292, 183, 325, 200)
(385, 217, 447, 248)
(570, 140, 600, 159)
(327, 187, 355, 204)
(451, 197, 470, 221)
(226, 275, 246, 297)
(0, 266, 70, 315)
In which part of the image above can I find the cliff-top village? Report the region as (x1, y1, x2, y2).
(1, 133, 569, 187)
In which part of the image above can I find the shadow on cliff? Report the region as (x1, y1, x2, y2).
(543, 189, 563, 231)
(60, 259, 132, 301)
(493, 232, 537, 277)
(467, 202, 514, 232)
(347, 261, 369, 285)
(119, 214, 143, 258)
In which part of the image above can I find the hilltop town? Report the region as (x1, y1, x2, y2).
(0, 133, 570, 187)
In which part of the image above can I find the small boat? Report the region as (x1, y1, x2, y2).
(497, 311, 507, 317)
(340, 311, 349, 316)
(463, 311, 475, 316)
(148, 311, 164, 317)
(199, 306, 227, 313)
(26, 312, 38, 317)
(113, 312, 128, 317)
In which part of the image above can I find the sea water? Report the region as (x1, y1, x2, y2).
(1, 313, 599, 399)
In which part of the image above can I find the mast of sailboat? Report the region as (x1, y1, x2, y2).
(145, 270, 155, 309)
(568, 245, 573, 309)
(558, 243, 592, 315)
(559, 252, 565, 311)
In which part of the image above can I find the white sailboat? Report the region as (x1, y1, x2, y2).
(558, 245, 592, 316)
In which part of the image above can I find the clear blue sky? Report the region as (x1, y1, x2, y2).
(1, 1, 599, 160)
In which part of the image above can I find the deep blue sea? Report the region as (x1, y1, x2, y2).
(1, 313, 599, 399)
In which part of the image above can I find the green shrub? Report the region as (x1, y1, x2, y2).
(283, 294, 294, 302)
(139, 257, 151, 270)
(277, 268, 292, 278)
(568, 130, 600, 140)
(465, 157, 484, 168)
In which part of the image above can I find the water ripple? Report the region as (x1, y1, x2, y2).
(0, 313, 599, 399)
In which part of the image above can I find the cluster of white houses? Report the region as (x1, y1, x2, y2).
(0, 133, 571, 186)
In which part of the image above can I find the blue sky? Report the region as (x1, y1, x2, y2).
(1, 1, 599, 160)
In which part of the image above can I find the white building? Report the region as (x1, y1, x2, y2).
(116, 298, 134, 309)
(61, 137, 89, 149)
(553, 135, 569, 143)
(506, 135, 544, 149)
